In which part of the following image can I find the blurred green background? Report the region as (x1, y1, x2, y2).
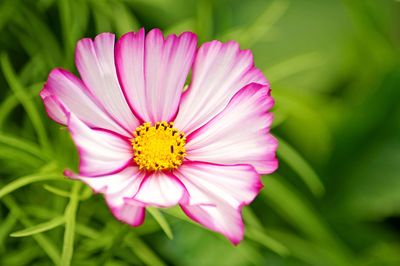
(0, 0, 399, 265)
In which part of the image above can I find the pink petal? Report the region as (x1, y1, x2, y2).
(175, 162, 262, 244)
(175, 162, 262, 208)
(127, 171, 185, 207)
(41, 69, 130, 137)
(116, 28, 197, 122)
(66, 167, 146, 226)
(67, 114, 133, 177)
(107, 202, 145, 227)
(186, 83, 278, 174)
(174, 40, 268, 135)
(181, 203, 244, 245)
(66, 166, 144, 197)
(75, 33, 139, 132)
(41, 95, 67, 124)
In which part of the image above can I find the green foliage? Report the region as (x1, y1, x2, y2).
(0, 0, 399, 265)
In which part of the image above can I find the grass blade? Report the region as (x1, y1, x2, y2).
(0, 213, 17, 250)
(0, 53, 51, 154)
(266, 52, 325, 83)
(0, 173, 61, 199)
(220, 0, 289, 47)
(0, 133, 48, 160)
(0, 82, 43, 129)
(124, 233, 167, 266)
(246, 227, 289, 256)
(2, 196, 61, 264)
(60, 182, 81, 266)
(10, 216, 65, 237)
(277, 137, 325, 196)
(0, 147, 43, 168)
(268, 228, 352, 266)
(243, 208, 289, 256)
(262, 175, 344, 251)
(147, 207, 173, 239)
(196, 0, 213, 42)
(43, 185, 71, 198)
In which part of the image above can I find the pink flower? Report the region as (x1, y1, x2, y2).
(40, 28, 278, 244)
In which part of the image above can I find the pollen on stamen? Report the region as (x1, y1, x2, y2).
(132, 121, 186, 171)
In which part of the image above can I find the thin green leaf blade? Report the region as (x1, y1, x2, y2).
(0, 173, 61, 199)
(277, 137, 325, 196)
(0, 133, 47, 160)
(10, 216, 65, 237)
(266, 52, 325, 83)
(124, 233, 167, 266)
(243, 208, 289, 256)
(246, 227, 290, 256)
(0, 53, 51, 153)
(43, 185, 70, 198)
(147, 207, 173, 240)
(2, 196, 61, 264)
(60, 182, 81, 266)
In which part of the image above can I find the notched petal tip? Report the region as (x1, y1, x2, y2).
(108, 202, 146, 227)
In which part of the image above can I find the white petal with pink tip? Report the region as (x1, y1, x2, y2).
(176, 162, 262, 244)
(106, 202, 145, 227)
(174, 40, 268, 135)
(76, 33, 140, 132)
(181, 203, 244, 245)
(116, 29, 197, 122)
(67, 114, 133, 177)
(128, 171, 185, 207)
(175, 162, 262, 207)
(67, 167, 146, 226)
(186, 83, 278, 174)
(41, 69, 129, 136)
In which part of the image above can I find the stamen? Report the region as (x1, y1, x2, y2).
(132, 121, 186, 171)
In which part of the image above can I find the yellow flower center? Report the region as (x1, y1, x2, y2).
(132, 122, 186, 171)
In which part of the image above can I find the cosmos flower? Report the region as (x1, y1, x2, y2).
(40, 28, 278, 244)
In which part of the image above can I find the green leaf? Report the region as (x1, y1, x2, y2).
(2, 196, 61, 264)
(43, 185, 71, 198)
(277, 137, 325, 196)
(162, 206, 198, 226)
(58, 0, 72, 44)
(196, 0, 213, 42)
(124, 233, 167, 266)
(79, 185, 93, 200)
(17, 6, 63, 67)
(268, 228, 351, 266)
(0, 213, 18, 249)
(0, 82, 43, 129)
(0, 133, 47, 160)
(246, 227, 289, 256)
(75, 224, 100, 239)
(0, 147, 43, 168)
(243, 208, 289, 256)
(0, 173, 61, 199)
(266, 52, 325, 83)
(147, 207, 174, 239)
(220, 0, 289, 47)
(61, 182, 81, 266)
(111, 2, 140, 35)
(10, 216, 65, 237)
(0, 0, 16, 31)
(23, 205, 59, 220)
(262, 175, 345, 255)
(165, 19, 195, 35)
(0, 53, 51, 154)
(274, 92, 333, 163)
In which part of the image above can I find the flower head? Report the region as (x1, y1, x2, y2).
(41, 28, 278, 244)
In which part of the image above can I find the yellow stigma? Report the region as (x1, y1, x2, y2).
(132, 122, 186, 171)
